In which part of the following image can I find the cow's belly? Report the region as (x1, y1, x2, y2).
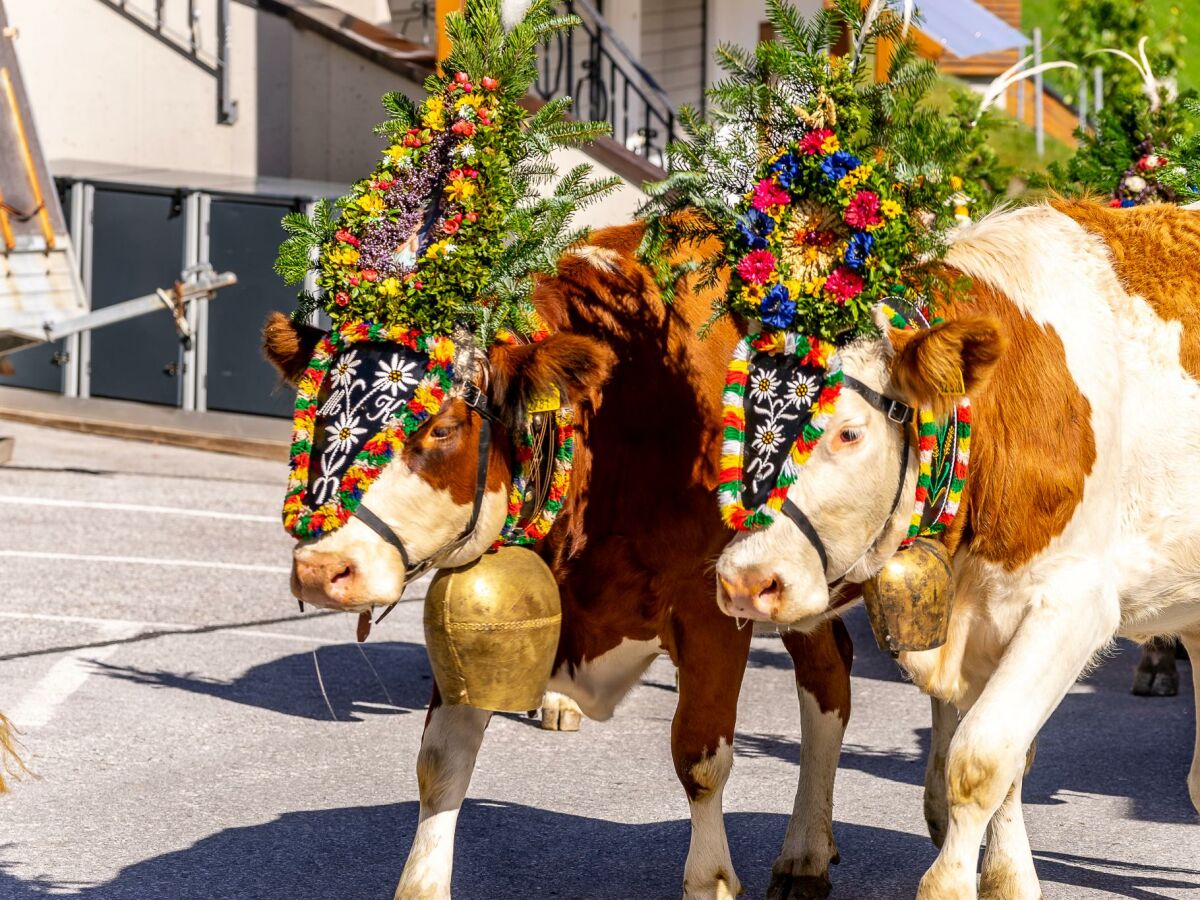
(547, 638, 664, 721)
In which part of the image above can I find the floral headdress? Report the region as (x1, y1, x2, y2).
(274, 0, 615, 541)
(639, 0, 988, 530)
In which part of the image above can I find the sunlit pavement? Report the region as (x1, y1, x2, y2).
(0, 419, 1196, 899)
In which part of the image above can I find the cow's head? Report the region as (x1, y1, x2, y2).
(715, 314, 1003, 627)
(264, 312, 613, 613)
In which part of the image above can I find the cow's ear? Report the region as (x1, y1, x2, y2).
(488, 333, 615, 422)
(888, 315, 1005, 416)
(263, 312, 326, 385)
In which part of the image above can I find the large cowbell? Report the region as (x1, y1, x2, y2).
(308, 340, 431, 506)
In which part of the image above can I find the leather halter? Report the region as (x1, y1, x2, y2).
(357, 380, 498, 623)
(779, 374, 913, 580)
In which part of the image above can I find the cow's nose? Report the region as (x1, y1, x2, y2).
(294, 553, 357, 603)
(718, 571, 783, 621)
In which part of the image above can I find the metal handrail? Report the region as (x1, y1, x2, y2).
(94, 0, 237, 124)
(533, 0, 678, 164)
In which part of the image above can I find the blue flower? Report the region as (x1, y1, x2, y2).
(737, 208, 776, 250)
(1120, 199, 1136, 208)
(844, 231, 875, 270)
(770, 153, 802, 189)
(819, 151, 861, 183)
(760, 284, 796, 329)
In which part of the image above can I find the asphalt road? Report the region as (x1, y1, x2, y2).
(0, 419, 1196, 900)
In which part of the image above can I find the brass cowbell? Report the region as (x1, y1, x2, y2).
(862, 536, 954, 656)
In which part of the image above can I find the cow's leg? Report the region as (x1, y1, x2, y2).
(1185, 632, 1200, 813)
(978, 767, 1039, 900)
(923, 697, 958, 849)
(540, 690, 582, 732)
(915, 581, 1118, 900)
(767, 619, 851, 900)
(1132, 637, 1180, 697)
(674, 612, 753, 900)
(396, 695, 492, 900)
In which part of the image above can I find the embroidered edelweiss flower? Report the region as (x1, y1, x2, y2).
(752, 417, 785, 456)
(374, 354, 419, 397)
(749, 368, 779, 400)
(330, 350, 362, 388)
(325, 412, 366, 452)
(787, 372, 820, 409)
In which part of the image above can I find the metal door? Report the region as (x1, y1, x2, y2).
(88, 188, 186, 406)
(204, 196, 299, 418)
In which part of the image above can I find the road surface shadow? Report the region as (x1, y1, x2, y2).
(1, 799, 1194, 899)
(92, 640, 434, 722)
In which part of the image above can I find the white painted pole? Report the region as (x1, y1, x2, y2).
(1034, 27, 1045, 157)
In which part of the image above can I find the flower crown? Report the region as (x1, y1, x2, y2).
(274, 0, 618, 346)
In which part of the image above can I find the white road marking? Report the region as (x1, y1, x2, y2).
(0, 550, 289, 574)
(0, 494, 276, 523)
(9, 620, 142, 730)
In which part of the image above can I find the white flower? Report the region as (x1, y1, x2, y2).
(1125, 175, 1148, 194)
(373, 353, 419, 397)
(751, 417, 786, 456)
(442, 242, 457, 254)
(325, 412, 366, 451)
(786, 372, 820, 409)
(391, 247, 418, 271)
(749, 369, 779, 401)
(329, 349, 361, 388)
(454, 143, 475, 160)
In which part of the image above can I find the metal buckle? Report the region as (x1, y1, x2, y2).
(886, 400, 912, 425)
(460, 381, 497, 421)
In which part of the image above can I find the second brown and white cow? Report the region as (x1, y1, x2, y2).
(715, 200, 1200, 898)
(265, 224, 854, 900)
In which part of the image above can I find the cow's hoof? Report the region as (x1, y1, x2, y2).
(766, 872, 831, 900)
(1131, 665, 1179, 697)
(540, 693, 582, 731)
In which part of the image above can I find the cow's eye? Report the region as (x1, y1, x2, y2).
(839, 427, 862, 445)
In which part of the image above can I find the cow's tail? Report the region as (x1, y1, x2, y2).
(0, 711, 27, 794)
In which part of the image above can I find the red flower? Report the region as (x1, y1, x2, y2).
(751, 178, 790, 212)
(404, 133, 423, 148)
(736, 248, 776, 285)
(443, 213, 463, 235)
(481, 76, 499, 90)
(348, 274, 361, 286)
(335, 292, 350, 307)
(824, 268, 864, 304)
(335, 228, 360, 247)
(465, 211, 478, 223)
(454, 71, 470, 84)
(414, 280, 424, 290)
(451, 120, 475, 137)
(371, 178, 395, 191)
(361, 269, 378, 283)
(844, 190, 882, 229)
(799, 129, 834, 156)
(1109, 198, 1123, 208)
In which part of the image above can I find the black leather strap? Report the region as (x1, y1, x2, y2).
(354, 504, 410, 571)
(842, 374, 913, 425)
(781, 498, 829, 575)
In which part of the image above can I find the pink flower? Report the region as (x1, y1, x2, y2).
(736, 248, 776, 285)
(845, 190, 883, 229)
(799, 129, 834, 156)
(752, 178, 790, 212)
(824, 268, 864, 304)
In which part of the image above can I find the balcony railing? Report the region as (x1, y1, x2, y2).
(95, 0, 237, 124)
(534, 0, 677, 166)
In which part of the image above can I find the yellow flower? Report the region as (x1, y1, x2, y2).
(949, 175, 964, 191)
(385, 144, 408, 165)
(821, 134, 840, 154)
(329, 246, 359, 266)
(357, 194, 386, 215)
(838, 174, 859, 191)
(804, 277, 827, 296)
(455, 93, 486, 111)
(445, 178, 477, 203)
(378, 277, 402, 299)
(425, 239, 448, 259)
(851, 165, 873, 181)
(414, 384, 439, 412)
(881, 199, 903, 219)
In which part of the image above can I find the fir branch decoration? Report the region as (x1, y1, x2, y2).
(638, 0, 995, 327)
(273, 0, 617, 343)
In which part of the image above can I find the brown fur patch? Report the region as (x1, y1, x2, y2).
(402, 398, 511, 506)
(929, 282, 1096, 569)
(782, 618, 854, 726)
(1053, 200, 1200, 378)
(262, 311, 326, 385)
(889, 316, 1006, 418)
(487, 332, 615, 427)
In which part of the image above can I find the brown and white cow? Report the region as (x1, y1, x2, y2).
(265, 224, 854, 900)
(715, 200, 1200, 898)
